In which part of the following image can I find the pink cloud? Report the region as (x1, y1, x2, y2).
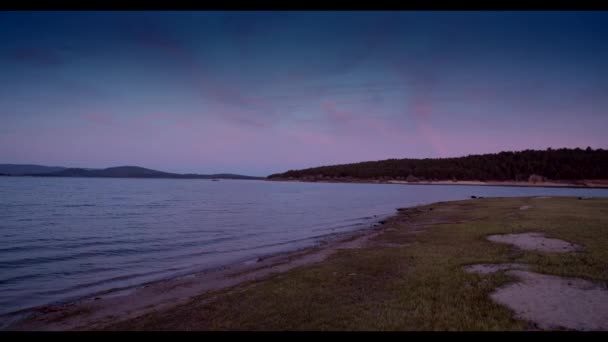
(285, 128, 333, 146)
(417, 122, 449, 157)
(82, 112, 116, 126)
(10, 47, 65, 67)
(386, 53, 453, 157)
(322, 101, 356, 124)
(126, 22, 281, 128)
(318, 99, 418, 151)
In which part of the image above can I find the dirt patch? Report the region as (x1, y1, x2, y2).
(487, 233, 582, 253)
(369, 241, 409, 248)
(464, 263, 530, 274)
(466, 264, 608, 330)
(519, 205, 531, 210)
(492, 270, 608, 331)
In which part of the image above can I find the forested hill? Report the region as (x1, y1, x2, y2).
(268, 148, 608, 182)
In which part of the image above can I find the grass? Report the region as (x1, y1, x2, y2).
(106, 196, 608, 331)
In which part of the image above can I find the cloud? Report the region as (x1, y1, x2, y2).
(82, 112, 116, 126)
(7, 47, 65, 67)
(123, 21, 286, 128)
(322, 101, 356, 125)
(319, 98, 415, 147)
(383, 48, 453, 157)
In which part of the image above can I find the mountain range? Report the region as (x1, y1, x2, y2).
(0, 164, 261, 180)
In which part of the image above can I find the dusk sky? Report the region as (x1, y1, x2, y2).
(1, 11, 607, 176)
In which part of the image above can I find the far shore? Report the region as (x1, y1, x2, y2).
(3, 173, 608, 189)
(267, 178, 608, 189)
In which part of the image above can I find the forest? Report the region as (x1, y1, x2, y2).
(268, 148, 608, 182)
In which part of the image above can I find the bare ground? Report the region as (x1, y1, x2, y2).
(466, 262, 608, 330)
(487, 232, 582, 253)
(491, 270, 608, 331)
(464, 263, 530, 274)
(469, 217, 608, 331)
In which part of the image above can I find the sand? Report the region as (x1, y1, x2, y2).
(487, 232, 581, 253)
(466, 262, 608, 330)
(464, 263, 530, 274)
(492, 270, 608, 330)
(383, 180, 607, 189)
(271, 178, 608, 189)
(472, 226, 606, 331)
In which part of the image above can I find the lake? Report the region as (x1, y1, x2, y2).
(1, 177, 607, 322)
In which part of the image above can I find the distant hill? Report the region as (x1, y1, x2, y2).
(22, 165, 261, 180)
(0, 164, 67, 175)
(46, 166, 177, 178)
(268, 148, 608, 182)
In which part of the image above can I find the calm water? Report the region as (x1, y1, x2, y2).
(1, 177, 607, 321)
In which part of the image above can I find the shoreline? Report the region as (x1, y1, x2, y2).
(4, 176, 608, 189)
(6, 196, 608, 330)
(266, 178, 608, 189)
(102, 196, 608, 331)
(3, 213, 396, 331)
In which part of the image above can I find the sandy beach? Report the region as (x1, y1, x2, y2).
(269, 178, 608, 189)
(388, 180, 608, 188)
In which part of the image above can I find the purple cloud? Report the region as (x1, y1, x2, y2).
(8, 47, 65, 67)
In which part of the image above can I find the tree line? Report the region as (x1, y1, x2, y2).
(268, 148, 608, 182)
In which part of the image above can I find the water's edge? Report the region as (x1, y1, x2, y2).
(1, 210, 397, 330)
(3, 176, 607, 330)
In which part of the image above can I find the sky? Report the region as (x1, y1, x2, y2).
(1, 11, 607, 176)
